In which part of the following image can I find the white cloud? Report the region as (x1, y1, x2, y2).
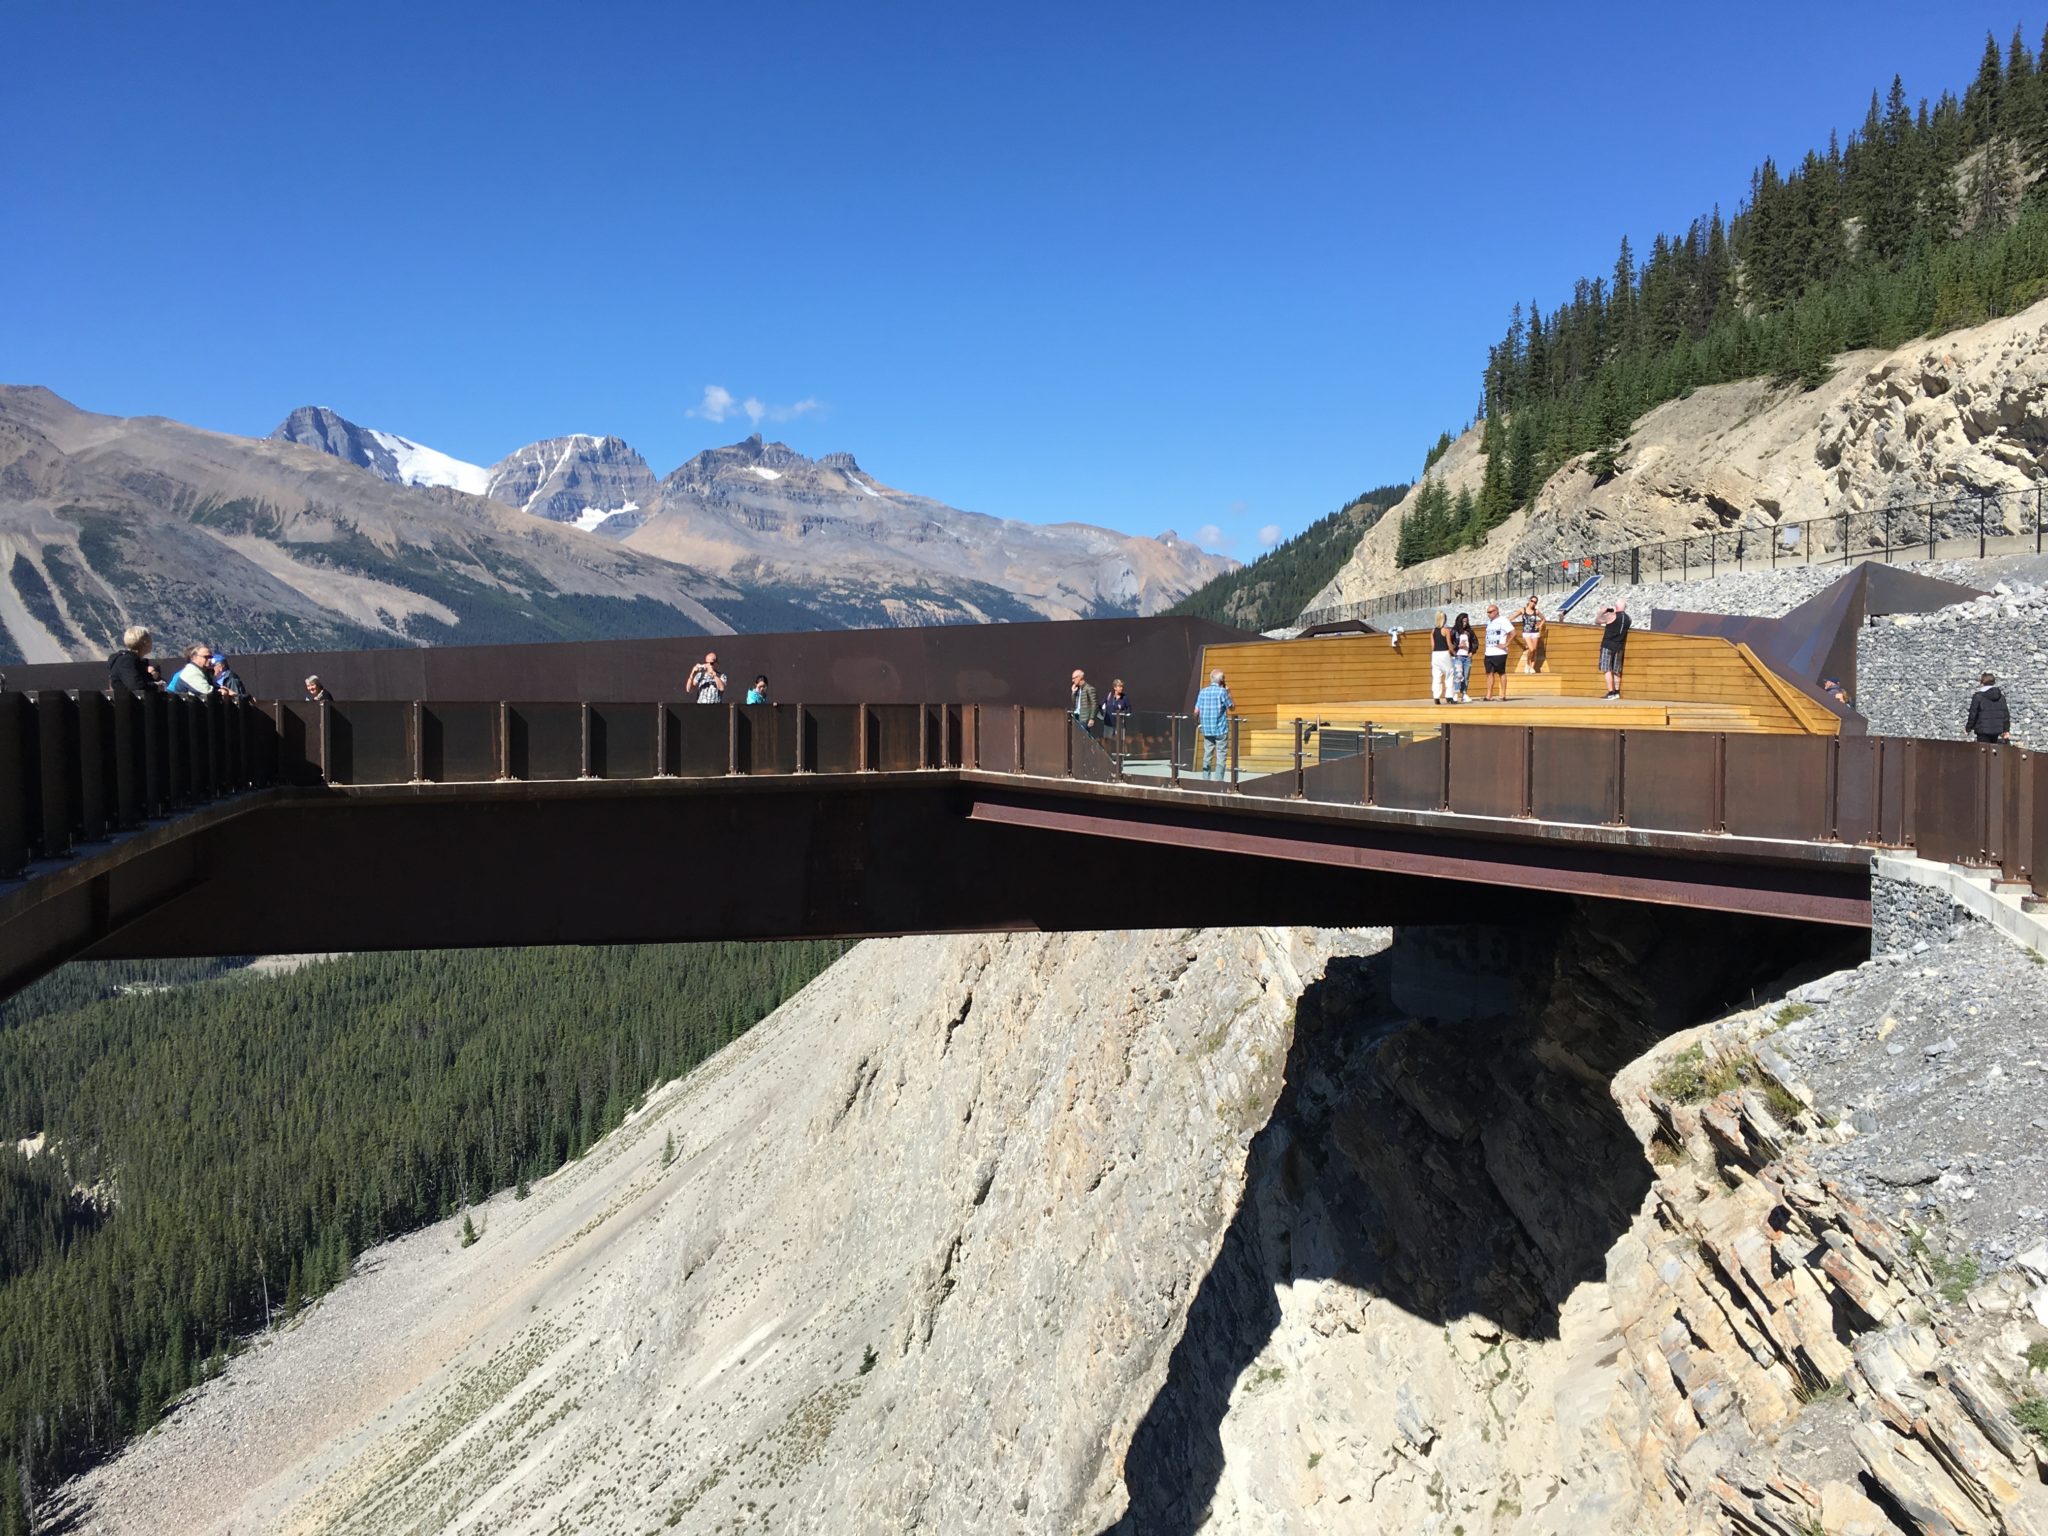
(1257, 524, 1283, 549)
(743, 395, 822, 427)
(1196, 523, 1232, 551)
(688, 385, 738, 422)
(691, 385, 823, 429)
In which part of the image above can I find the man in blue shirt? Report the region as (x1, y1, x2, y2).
(1194, 669, 1234, 778)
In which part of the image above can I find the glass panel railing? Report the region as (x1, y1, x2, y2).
(1104, 710, 1184, 780)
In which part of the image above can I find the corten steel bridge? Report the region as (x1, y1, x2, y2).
(2, 681, 2039, 1005)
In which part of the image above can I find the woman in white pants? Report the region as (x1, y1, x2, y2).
(1429, 610, 1454, 703)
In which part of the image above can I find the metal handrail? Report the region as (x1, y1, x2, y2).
(4, 695, 2041, 910)
(1302, 483, 2048, 627)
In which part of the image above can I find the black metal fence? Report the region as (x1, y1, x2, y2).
(1301, 484, 2048, 626)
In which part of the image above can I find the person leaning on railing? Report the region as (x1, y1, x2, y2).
(165, 643, 216, 695)
(1101, 678, 1132, 741)
(1195, 669, 1233, 778)
(107, 626, 162, 692)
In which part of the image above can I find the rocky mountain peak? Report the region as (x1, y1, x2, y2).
(270, 406, 490, 496)
(482, 434, 658, 536)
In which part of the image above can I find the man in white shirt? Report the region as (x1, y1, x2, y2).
(1482, 603, 1514, 701)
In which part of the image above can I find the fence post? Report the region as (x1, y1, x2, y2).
(1979, 495, 1988, 559)
(1169, 714, 1181, 786)
(1928, 504, 1936, 561)
(1710, 733, 1728, 833)
(1613, 730, 1627, 826)
(1292, 717, 1304, 798)
(1364, 721, 1375, 806)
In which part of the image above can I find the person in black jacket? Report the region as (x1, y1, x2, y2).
(107, 626, 161, 692)
(1967, 673, 2012, 742)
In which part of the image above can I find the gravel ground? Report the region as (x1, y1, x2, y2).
(1770, 915, 2048, 1274)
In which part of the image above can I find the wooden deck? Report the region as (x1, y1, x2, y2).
(1203, 620, 1840, 737)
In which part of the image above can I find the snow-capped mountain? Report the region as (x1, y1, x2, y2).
(481, 434, 658, 537)
(272, 406, 490, 496)
(273, 408, 1236, 626)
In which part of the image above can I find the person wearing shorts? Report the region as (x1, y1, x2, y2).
(1598, 600, 1632, 698)
(1482, 603, 1513, 700)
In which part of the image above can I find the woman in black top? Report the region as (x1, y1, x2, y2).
(1430, 610, 1453, 703)
(1450, 612, 1475, 702)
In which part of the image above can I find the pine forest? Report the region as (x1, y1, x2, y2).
(0, 943, 848, 1531)
(1396, 26, 2048, 566)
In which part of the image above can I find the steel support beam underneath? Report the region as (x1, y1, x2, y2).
(0, 772, 1872, 1003)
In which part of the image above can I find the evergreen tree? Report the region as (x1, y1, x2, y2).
(1965, 31, 2005, 142)
(460, 1213, 478, 1249)
(661, 1131, 676, 1168)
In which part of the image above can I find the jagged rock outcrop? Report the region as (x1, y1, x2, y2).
(629, 433, 1234, 626)
(271, 405, 490, 495)
(60, 905, 2048, 1534)
(0, 387, 732, 660)
(482, 433, 658, 534)
(1309, 297, 2048, 615)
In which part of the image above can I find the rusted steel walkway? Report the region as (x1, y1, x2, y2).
(3, 688, 2029, 1003)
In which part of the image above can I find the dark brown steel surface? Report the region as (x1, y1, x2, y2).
(1020, 708, 1071, 778)
(510, 703, 586, 780)
(424, 703, 501, 783)
(2002, 749, 2037, 884)
(1446, 726, 1530, 819)
(1911, 740, 1993, 864)
(1722, 736, 1832, 843)
(808, 705, 862, 774)
(1372, 732, 1446, 811)
(1621, 732, 1717, 834)
(4, 616, 1250, 716)
(1529, 727, 1620, 826)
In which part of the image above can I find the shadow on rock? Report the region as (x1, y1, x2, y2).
(1108, 899, 1858, 1536)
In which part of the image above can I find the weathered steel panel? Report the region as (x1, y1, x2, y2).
(870, 705, 925, 773)
(1621, 732, 1718, 834)
(1530, 728, 1619, 827)
(1020, 708, 1071, 778)
(807, 705, 862, 774)
(1446, 726, 1529, 819)
(586, 703, 655, 781)
(0, 694, 33, 875)
(668, 703, 730, 778)
(1911, 740, 1991, 864)
(328, 701, 413, 786)
(423, 703, 500, 783)
(1373, 732, 1445, 812)
(511, 704, 584, 781)
(1723, 736, 1832, 842)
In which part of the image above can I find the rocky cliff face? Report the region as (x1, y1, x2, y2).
(482, 434, 659, 535)
(70, 896, 2048, 1536)
(1310, 296, 2048, 615)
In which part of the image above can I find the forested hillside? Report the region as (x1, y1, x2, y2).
(0, 943, 848, 1531)
(1167, 483, 1408, 631)
(1396, 25, 2048, 566)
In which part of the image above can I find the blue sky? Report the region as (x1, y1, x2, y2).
(3, 2, 2034, 558)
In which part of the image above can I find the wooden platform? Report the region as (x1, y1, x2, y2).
(1203, 620, 1840, 737)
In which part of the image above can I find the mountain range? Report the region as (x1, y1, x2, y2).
(273, 405, 1231, 633)
(0, 390, 1229, 664)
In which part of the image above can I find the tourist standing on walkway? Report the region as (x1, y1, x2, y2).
(746, 675, 770, 705)
(1482, 604, 1513, 701)
(1102, 678, 1132, 738)
(1429, 611, 1453, 704)
(687, 652, 726, 704)
(166, 643, 215, 695)
(1450, 613, 1475, 702)
(1516, 597, 1547, 674)
(1598, 600, 1632, 699)
(1195, 669, 1233, 778)
(1967, 673, 2011, 742)
(108, 627, 161, 691)
(303, 675, 332, 702)
(210, 652, 247, 699)
(1070, 669, 1100, 736)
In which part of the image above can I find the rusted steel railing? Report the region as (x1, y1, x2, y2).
(2, 694, 2041, 907)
